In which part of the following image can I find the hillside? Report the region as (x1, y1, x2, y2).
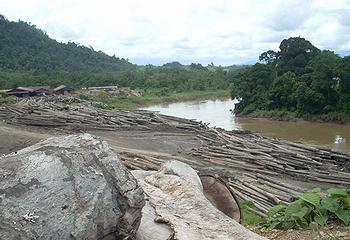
(0, 15, 236, 92)
(0, 15, 138, 89)
(0, 15, 133, 73)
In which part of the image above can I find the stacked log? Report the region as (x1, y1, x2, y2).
(0, 97, 206, 131)
(2, 96, 350, 217)
(117, 126, 350, 216)
(192, 128, 350, 185)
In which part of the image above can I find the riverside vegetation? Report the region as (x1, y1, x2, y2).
(230, 37, 350, 123)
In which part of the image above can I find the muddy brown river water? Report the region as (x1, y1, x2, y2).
(143, 98, 350, 153)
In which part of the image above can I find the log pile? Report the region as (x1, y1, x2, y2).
(116, 125, 350, 216)
(193, 128, 350, 214)
(193, 128, 350, 183)
(0, 97, 206, 131)
(1, 97, 350, 217)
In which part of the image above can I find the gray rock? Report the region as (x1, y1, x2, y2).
(0, 133, 144, 240)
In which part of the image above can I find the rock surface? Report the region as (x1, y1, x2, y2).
(133, 161, 266, 240)
(0, 133, 144, 240)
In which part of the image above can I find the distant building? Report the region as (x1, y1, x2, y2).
(7, 86, 53, 97)
(54, 85, 73, 95)
(7, 87, 34, 97)
(7, 85, 73, 97)
(30, 86, 53, 96)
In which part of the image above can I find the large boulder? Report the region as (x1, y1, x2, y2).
(133, 161, 266, 240)
(0, 133, 144, 240)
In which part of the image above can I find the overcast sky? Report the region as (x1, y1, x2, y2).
(1, 0, 350, 65)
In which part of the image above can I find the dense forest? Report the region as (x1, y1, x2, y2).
(0, 15, 235, 92)
(231, 37, 350, 117)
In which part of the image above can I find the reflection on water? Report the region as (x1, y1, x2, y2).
(334, 135, 346, 144)
(143, 99, 239, 130)
(142, 98, 350, 152)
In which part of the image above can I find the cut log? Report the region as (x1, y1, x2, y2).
(200, 174, 242, 222)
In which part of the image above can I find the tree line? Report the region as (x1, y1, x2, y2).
(0, 15, 236, 92)
(230, 37, 350, 116)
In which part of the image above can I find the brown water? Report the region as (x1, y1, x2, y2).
(142, 98, 350, 153)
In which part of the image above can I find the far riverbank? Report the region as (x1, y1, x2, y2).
(238, 110, 350, 125)
(87, 89, 230, 109)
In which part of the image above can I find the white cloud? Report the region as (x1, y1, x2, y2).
(1, 0, 350, 65)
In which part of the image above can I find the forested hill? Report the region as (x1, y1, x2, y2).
(231, 37, 350, 117)
(0, 15, 237, 91)
(0, 15, 133, 73)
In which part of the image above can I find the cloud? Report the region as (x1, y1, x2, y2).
(0, 0, 349, 65)
(265, 0, 312, 31)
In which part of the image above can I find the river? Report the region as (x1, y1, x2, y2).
(142, 98, 350, 152)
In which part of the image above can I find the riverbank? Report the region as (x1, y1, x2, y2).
(238, 110, 350, 124)
(84, 89, 230, 109)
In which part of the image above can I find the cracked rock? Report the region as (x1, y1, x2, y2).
(0, 133, 144, 240)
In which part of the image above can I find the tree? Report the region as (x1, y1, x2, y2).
(269, 72, 299, 110)
(230, 36, 350, 117)
(259, 50, 278, 65)
(307, 51, 341, 111)
(337, 56, 350, 113)
(230, 64, 275, 113)
(277, 37, 320, 75)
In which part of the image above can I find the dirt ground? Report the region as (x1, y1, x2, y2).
(0, 122, 200, 156)
(250, 224, 350, 240)
(88, 129, 202, 158)
(0, 122, 51, 155)
(1, 122, 350, 239)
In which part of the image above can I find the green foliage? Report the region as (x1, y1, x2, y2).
(241, 201, 266, 226)
(0, 92, 15, 99)
(0, 16, 238, 92)
(230, 63, 275, 113)
(230, 37, 349, 119)
(0, 92, 9, 98)
(78, 94, 89, 100)
(277, 37, 320, 75)
(262, 188, 350, 229)
(269, 72, 299, 110)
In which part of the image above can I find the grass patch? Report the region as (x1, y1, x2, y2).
(0, 92, 16, 103)
(83, 89, 230, 109)
(240, 110, 350, 124)
(245, 110, 298, 120)
(241, 201, 266, 226)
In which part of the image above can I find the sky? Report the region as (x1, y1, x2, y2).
(1, 0, 350, 66)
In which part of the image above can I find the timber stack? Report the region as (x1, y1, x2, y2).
(1, 96, 350, 217)
(0, 97, 205, 131)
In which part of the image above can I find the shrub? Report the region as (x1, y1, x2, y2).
(262, 188, 350, 229)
